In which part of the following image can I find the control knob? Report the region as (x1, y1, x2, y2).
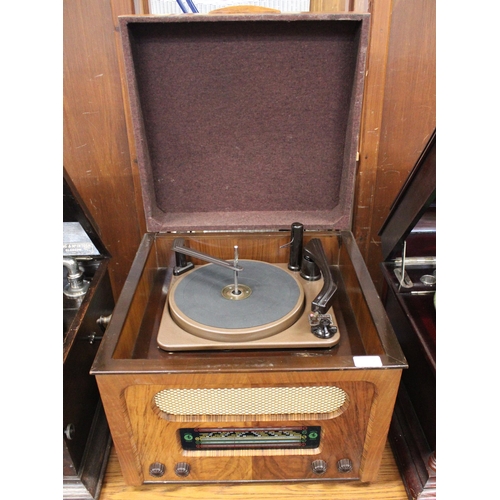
(337, 458, 353, 473)
(175, 462, 191, 477)
(311, 459, 328, 474)
(149, 462, 166, 478)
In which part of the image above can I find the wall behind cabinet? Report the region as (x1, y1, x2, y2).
(63, 0, 144, 299)
(353, 0, 436, 291)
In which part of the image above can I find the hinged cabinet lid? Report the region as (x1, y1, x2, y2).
(119, 13, 370, 233)
(379, 131, 436, 262)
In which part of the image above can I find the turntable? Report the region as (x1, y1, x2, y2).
(159, 235, 340, 350)
(91, 12, 407, 487)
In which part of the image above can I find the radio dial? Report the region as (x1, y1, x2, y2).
(311, 459, 328, 474)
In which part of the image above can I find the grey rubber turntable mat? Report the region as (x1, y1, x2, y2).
(172, 261, 301, 329)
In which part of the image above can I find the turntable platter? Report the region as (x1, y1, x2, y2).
(168, 260, 305, 342)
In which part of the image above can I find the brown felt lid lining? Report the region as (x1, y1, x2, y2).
(120, 13, 369, 232)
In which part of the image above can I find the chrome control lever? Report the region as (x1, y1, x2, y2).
(63, 257, 90, 297)
(172, 238, 244, 276)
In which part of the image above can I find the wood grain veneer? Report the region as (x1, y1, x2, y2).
(96, 368, 401, 485)
(99, 439, 408, 499)
(124, 379, 371, 481)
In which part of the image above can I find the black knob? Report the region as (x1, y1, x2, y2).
(288, 222, 304, 271)
(175, 462, 190, 477)
(149, 462, 166, 477)
(311, 317, 338, 339)
(337, 458, 353, 473)
(311, 459, 327, 474)
(300, 254, 321, 281)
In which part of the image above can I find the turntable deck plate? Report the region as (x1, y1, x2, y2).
(158, 262, 340, 350)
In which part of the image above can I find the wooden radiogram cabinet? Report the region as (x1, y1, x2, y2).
(92, 230, 407, 485)
(64, 169, 115, 499)
(91, 13, 407, 487)
(379, 132, 436, 499)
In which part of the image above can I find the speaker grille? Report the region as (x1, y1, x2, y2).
(154, 386, 348, 422)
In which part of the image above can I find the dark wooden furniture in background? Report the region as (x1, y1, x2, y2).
(379, 132, 436, 499)
(63, 0, 436, 300)
(63, 169, 115, 499)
